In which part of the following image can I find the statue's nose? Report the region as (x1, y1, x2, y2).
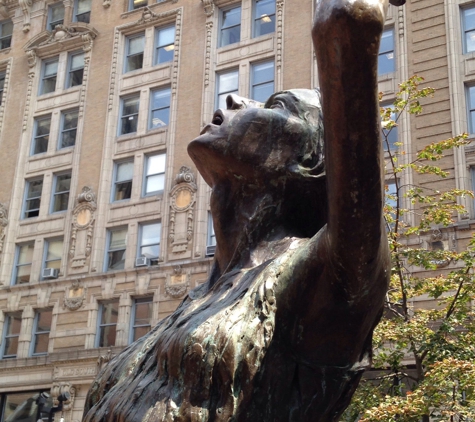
(226, 94, 264, 110)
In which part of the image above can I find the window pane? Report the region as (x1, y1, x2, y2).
(77, 0, 92, 14)
(16, 264, 31, 284)
(255, 0, 275, 18)
(469, 86, 475, 110)
(63, 110, 79, 130)
(221, 27, 241, 47)
(223, 7, 241, 28)
(129, 35, 144, 55)
(252, 82, 274, 103)
(219, 72, 239, 94)
(101, 302, 119, 324)
(253, 61, 274, 85)
(1, 20, 13, 37)
(36, 118, 51, 136)
(157, 26, 175, 47)
(110, 229, 127, 250)
(33, 332, 49, 354)
(99, 325, 116, 347)
(6, 314, 22, 336)
(55, 174, 71, 193)
(142, 223, 161, 246)
(3, 392, 52, 421)
(135, 300, 153, 324)
(71, 53, 85, 70)
(117, 161, 134, 182)
(151, 89, 171, 109)
(147, 154, 166, 175)
(108, 250, 125, 270)
(18, 243, 34, 265)
(378, 30, 394, 74)
(37, 310, 52, 332)
(140, 244, 159, 258)
(146, 174, 165, 193)
(126, 54, 143, 72)
(51, 4, 65, 21)
(123, 97, 140, 115)
(466, 31, 475, 54)
(46, 239, 63, 262)
(133, 325, 150, 342)
(28, 179, 43, 198)
(151, 108, 169, 128)
(132, 0, 147, 9)
(4, 337, 19, 356)
(44, 60, 58, 77)
(114, 181, 132, 201)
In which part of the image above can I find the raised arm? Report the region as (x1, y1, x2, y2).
(313, 0, 388, 263)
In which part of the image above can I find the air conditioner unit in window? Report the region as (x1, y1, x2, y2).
(135, 257, 150, 267)
(206, 245, 216, 257)
(42, 268, 59, 279)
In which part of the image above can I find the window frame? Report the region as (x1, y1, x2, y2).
(129, 0, 148, 11)
(216, 68, 239, 110)
(0, 71, 6, 106)
(105, 226, 128, 272)
(65, 51, 85, 89)
(50, 172, 71, 213)
(154, 25, 175, 65)
(22, 177, 43, 219)
(129, 297, 153, 343)
(219, 5, 242, 48)
(0, 19, 12, 50)
(250, 59, 275, 103)
(11, 242, 34, 285)
(29, 309, 52, 357)
(39, 56, 59, 96)
(118, 93, 140, 136)
(0, 312, 22, 359)
(207, 211, 216, 256)
(59, 108, 79, 149)
(31, 115, 51, 156)
(124, 32, 145, 74)
(381, 101, 399, 152)
(252, 0, 276, 38)
(47, 2, 65, 31)
(462, 6, 475, 54)
(143, 153, 166, 196)
(41, 238, 63, 279)
(149, 86, 171, 130)
(467, 84, 475, 135)
(112, 159, 134, 202)
(378, 28, 395, 76)
(73, 0, 92, 23)
(96, 300, 120, 348)
(137, 221, 161, 260)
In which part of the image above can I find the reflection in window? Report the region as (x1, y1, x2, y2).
(47, 3, 65, 31)
(97, 301, 119, 347)
(155, 26, 175, 64)
(1, 312, 21, 358)
(206, 212, 216, 256)
(106, 228, 127, 271)
(149, 87, 171, 129)
(51, 174, 71, 212)
(113, 160, 133, 201)
(31, 310, 52, 356)
(131, 297, 153, 343)
(251, 60, 274, 103)
(138, 222, 161, 259)
(43, 239, 63, 275)
(125, 34, 145, 73)
(67, 52, 85, 88)
(253, 0, 275, 37)
(40, 58, 59, 95)
(220, 6, 241, 47)
(378, 29, 395, 75)
(144, 154, 166, 195)
(32, 116, 51, 155)
(381, 103, 398, 151)
(74, 0, 92, 23)
(12, 243, 34, 285)
(0, 19, 12, 50)
(119, 95, 140, 135)
(216, 70, 239, 109)
(59, 109, 79, 148)
(467, 85, 475, 134)
(23, 178, 43, 219)
(129, 0, 147, 10)
(463, 7, 475, 54)
(0, 71, 5, 105)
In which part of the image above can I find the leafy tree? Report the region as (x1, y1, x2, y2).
(341, 76, 475, 422)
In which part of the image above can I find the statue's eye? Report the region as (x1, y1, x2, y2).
(270, 100, 285, 109)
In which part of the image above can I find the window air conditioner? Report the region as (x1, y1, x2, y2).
(42, 268, 59, 279)
(135, 257, 150, 267)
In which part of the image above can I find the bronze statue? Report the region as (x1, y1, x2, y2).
(83, 0, 404, 420)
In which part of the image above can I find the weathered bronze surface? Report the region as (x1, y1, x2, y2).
(83, 0, 400, 420)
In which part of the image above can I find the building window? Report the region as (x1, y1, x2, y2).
(138, 222, 161, 260)
(143, 153, 166, 195)
(30, 310, 52, 356)
(378, 28, 395, 75)
(113, 160, 133, 201)
(149, 87, 171, 129)
(216, 69, 239, 109)
(47, 3, 65, 31)
(253, 0, 275, 37)
(129, 0, 148, 10)
(381, 103, 398, 151)
(51, 173, 71, 213)
(42, 239, 63, 278)
(0, 392, 53, 421)
(125, 33, 145, 73)
(220, 6, 241, 47)
(468, 85, 475, 135)
(251, 60, 274, 103)
(130, 297, 153, 343)
(207, 212, 216, 256)
(39, 57, 59, 95)
(0, 19, 12, 50)
(1, 313, 21, 358)
(119, 95, 140, 135)
(31, 115, 51, 155)
(463, 7, 475, 54)
(0, 71, 5, 106)
(73, 0, 92, 23)
(106, 227, 127, 271)
(97, 301, 119, 347)
(59, 109, 79, 148)
(66, 51, 85, 88)
(155, 26, 175, 64)
(12, 242, 34, 285)
(23, 178, 43, 219)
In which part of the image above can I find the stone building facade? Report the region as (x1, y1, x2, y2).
(0, 0, 473, 420)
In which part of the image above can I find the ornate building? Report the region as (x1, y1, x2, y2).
(0, 0, 473, 420)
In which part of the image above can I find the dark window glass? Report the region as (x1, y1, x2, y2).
(97, 301, 119, 347)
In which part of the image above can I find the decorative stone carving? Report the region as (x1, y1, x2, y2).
(204, 22, 213, 87)
(64, 280, 87, 311)
(168, 167, 197, 259)
(69, 187, 97, 272)
(165, 266, 190, 298)
(0, 202, 8, 262)
(51, 383, 76, 410)
(103, 0, 111, 7)
(97, 349, 114, 370)
(276, 0, 284, 70)
(19, 0, 32, 32)
(0, 1, 8, 19)
(0, 57, 11, 132)
(201, 0, 215, 16)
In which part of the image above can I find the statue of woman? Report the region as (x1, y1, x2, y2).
(83, 0, 403, 420)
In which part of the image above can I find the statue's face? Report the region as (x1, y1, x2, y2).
(188, 89, 322, 187)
